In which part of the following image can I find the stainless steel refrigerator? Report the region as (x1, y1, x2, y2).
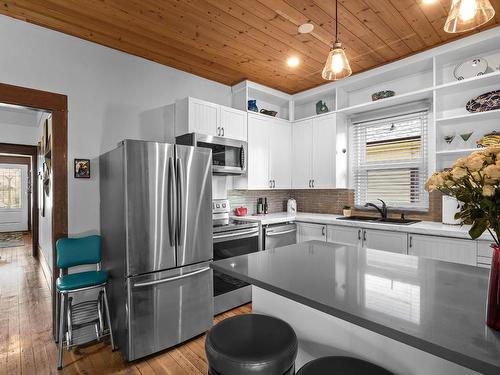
(100, 140, 213, 361)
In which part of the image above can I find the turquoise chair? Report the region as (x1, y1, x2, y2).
(55, 235, 115, 369)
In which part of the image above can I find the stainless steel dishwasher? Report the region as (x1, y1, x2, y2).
(263, 223, 297, 250)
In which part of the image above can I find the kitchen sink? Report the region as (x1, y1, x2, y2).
(336, 216, 420, 225)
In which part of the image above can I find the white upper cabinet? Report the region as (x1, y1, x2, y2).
(174, 97, 247, 141)
(234, 113, 291, 190)
(292, 113, 337, 189)
(408, 234, 476, 266)
(291, 119, 312, 189)
(269, 121, 292, 189)
(188, 97, 219, 136)
(220, 105, 247, 140)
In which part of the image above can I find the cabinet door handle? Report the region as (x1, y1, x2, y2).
(269, 180, 272, 188)
(308, 179, 312, 188)
(363, 230, 367, 242)
(322, 226, 325, 236)
(312, 179, 315, 188)
(272, 180, 276, 188)
(409, 236, 413, 248)
(358, 229, 361, 241)
(217, 127, 220, 136)
(221, 127, 225, 136)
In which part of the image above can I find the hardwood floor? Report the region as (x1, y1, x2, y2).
(0, 234, 251, 374)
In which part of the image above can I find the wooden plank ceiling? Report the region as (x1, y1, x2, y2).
(1, 0, 499, 93)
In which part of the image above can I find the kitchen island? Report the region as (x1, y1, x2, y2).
(211, 241, 500, 375)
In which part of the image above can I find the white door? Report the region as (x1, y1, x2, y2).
(292, 119, 312, 189)
(327, 225, 361, 246)
(246, 115, 270, 189)
(188, 97, 219, 136)
(269, 120, 291, 189)
(312, 114, 336, 188)
(220, 105, 247, 141)
(408, 234, 476, 265)
(297, 222, 327, 243)
(0, 164, 28, 232)
(363, 229, 408, 254)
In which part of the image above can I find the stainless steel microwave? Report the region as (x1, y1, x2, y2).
(176, 133, 247, 175)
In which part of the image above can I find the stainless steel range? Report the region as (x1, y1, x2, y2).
(212, 199, 260, 315)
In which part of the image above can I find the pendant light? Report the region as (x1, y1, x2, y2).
(322, 0, 352, 81)
(444, 0, 495, 33)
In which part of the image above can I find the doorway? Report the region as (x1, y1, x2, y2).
(0, 82, 68, 338)
(0, 158, 30, 232)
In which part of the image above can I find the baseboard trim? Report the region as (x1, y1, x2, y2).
(38, 245, 52, 291)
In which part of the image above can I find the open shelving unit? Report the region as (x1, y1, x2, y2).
(230, 27, 500, 174)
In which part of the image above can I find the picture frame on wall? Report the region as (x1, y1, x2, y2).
(74, 159, 90, 178)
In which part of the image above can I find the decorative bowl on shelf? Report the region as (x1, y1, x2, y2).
(477, 131, 500, 147)
(466, 90, 500, 113)
(453, 57, 488, 80)
(371, 90, 395, 101)
(260, 109, 278, 117)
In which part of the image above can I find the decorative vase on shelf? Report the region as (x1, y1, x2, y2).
(248, 99, 258, 112)
(487, 245, 500, 330)
(315, 100, 329, 114)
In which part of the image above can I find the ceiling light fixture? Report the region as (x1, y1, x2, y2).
(322, 0, 352, 81)
(298, 23, 314, 34)
(287, 56, 300, 68)
(444, 0, 495, 33)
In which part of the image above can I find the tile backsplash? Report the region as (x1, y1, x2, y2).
(228, 189, 443, 222)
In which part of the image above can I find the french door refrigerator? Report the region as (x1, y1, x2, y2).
(100, 140, 213, 361)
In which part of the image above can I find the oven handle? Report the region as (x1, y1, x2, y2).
(266, 228, 297, 237)
(133, 267, 210, 288)
(213, 229, 259, 240)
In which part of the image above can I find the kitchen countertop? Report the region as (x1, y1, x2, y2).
(211, 241, 500, 375)
(232, 212, 491, 241)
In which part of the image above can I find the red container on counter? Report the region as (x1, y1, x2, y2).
(234, 207, 248, 216)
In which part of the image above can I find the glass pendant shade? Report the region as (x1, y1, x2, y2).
(444, 0, 495, 33)
(322, 42, 352, 81)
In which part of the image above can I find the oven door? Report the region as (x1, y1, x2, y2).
(196, 135, 247, 175)
(213, 227, 259, 296)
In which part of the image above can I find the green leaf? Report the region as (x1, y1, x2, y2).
(469, 218, 488, 240)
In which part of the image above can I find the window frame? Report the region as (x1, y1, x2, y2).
(349, 109, 430, 212)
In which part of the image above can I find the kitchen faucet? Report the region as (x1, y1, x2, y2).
(364, 199, 388, 220)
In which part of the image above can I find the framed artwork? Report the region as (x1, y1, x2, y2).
(74, 159, 90, 178)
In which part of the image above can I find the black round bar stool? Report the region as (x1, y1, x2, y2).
(205, 314, 298, 375)
(296, 356, 394, 375)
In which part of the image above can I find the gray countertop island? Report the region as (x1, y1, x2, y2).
(211, 241, 500, 375)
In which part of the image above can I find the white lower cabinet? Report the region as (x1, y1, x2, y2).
(477, 241, 493, 269)
(363, 229, 408, 254)
(297, 223, 327, 243)
(408, 234, 476, 266)
(326, 225, 361, 246)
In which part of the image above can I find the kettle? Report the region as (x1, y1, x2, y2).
(287, 199, 297, 215)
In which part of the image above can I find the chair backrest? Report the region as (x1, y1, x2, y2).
(56, 235, 102, 269)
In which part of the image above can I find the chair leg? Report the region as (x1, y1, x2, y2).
(55, 291, 60, 343)
(57, 293, 66, 370)
(102, 287, 116, 351)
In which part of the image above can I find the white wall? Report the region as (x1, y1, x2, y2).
(0, 15, 232, 237)
(0, 107, 40, 145)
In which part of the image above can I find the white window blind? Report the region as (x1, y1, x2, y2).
(352, 110, 429, 211)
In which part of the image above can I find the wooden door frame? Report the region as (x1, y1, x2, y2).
(0, 82, 68, 337)
(0, 152, 36, 238)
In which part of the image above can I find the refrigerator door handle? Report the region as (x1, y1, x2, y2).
(176, 158, 184, 246)
(132, 267, 211, 288)
(168, 157, 176, 247)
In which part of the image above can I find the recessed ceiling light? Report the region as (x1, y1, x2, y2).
(298, 23, 314, 34)
(287, 56, 300, 68)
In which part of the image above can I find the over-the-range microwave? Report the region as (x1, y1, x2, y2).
(176, 133, 247, 175)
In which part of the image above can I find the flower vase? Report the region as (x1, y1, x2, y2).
(487, 245, 500, 330)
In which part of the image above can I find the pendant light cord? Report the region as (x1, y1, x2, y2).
(335, 0, 338, 43)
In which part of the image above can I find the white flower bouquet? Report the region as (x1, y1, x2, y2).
(425, 145, 500, 245)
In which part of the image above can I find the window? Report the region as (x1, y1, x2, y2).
(352, 110, 428, 211)
(0, 168, 22, 209)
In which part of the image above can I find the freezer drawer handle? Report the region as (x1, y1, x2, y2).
(266, 228, 297, 237)
(213, 229, 259, 240)
(133, 267, 211, 288)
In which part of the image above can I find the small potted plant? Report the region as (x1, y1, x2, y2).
(343, 205, 352, 217)
(425, 145, 500, 330)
